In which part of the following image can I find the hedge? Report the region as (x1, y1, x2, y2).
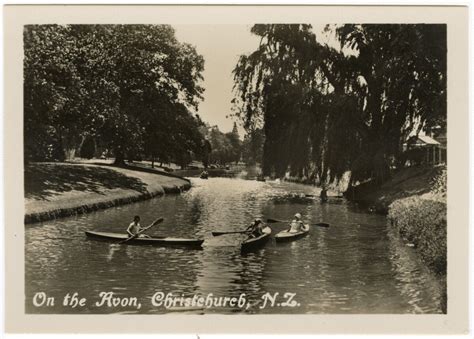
(388, 197, 447, 275)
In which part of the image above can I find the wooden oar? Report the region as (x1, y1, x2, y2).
(304, 194, 344, 199)
(311, 222, 330, 228)
(119, 217, 164, 244)
(266, 218, 330, 228)
(212, 230, 250, 236)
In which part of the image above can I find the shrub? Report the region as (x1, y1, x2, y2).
(388, 197, 447, 275)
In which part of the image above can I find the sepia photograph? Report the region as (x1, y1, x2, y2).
(23, 21, 448, 315)
(4, 4, 470, 335)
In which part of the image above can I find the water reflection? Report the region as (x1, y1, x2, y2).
(25, 177, 442, 314)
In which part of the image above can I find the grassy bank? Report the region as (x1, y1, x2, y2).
(345, 165, 446, 271)
(25, 162, 191, 224)
(389, 196, 446, 274)
(344, 165, 446, 213)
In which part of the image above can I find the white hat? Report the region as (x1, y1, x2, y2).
(294, 213, 302, 219)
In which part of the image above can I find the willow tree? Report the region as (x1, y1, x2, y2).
(233, 24, 446, 185)
(335, 24, 447, 183)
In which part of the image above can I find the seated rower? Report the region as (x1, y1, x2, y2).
(288, 213, 305, 233)
(245, 218, 264, 238)
(126, 215, 150, 238)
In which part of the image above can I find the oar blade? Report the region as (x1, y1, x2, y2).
(212, 230, 248, 236)
(151, 217, 165, 226)
(312, 222, 330, 227)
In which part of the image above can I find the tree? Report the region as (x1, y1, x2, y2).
(334, 24, 447, 184)
(241, 128, 264, 165)
(24, 25, 84, 162)
(226, 122, 242, 164)
(232, 24, 446, 184)
(79, 135, 96, 159)
(24, 25, 206, 166)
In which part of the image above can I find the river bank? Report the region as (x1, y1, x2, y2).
(344, 165, 447, 269)
(24, 162, 191, 224)
(283, 165, 447, 311)
(344, 165, 446, 212)
(26, 176, 444, 314)
(346, 165, 447, 312)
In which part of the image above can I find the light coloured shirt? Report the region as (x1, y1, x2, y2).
(289, 220, 304, 233)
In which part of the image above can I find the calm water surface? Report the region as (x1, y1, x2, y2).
(25, 177, 443, 314)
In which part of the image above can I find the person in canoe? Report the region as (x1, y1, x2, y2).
(287, 213, 305, 233)
(126, 215, 150, 238)
(200, 170, 209, 179)
(245, 218, 265, 238)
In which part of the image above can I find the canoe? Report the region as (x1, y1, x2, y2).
(275, 225, 310, 242)
(85, 231, 204, 248)
(241, 226, 272, 253)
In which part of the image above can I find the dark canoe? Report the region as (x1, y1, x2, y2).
(85, 231, 204, 249)
(241, 226, 272, 253)
(211, 230, 247, 236)
(275, 225, 310, 243)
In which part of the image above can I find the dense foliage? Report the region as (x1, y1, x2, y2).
(24, 24, 205, 165)
(233, 24, 446, 184)
(389, 197, 446, 275)
(241, 128, 264, 165)
(198, 122, 242, 166)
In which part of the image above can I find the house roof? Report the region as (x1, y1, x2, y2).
(404, 134, 442, 147)
(417, 135, 440, 145)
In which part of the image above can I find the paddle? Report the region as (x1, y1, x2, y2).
(119, 217, 164, 244)
(304, 194, 343, 199)
(212, 230, 250, 236)
(266, 218, 330, 228)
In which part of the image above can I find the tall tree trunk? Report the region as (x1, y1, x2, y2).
(60, 129, 78, 161)
(114, 148, 125, 165)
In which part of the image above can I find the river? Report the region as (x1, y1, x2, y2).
(25, 176, 444, 314)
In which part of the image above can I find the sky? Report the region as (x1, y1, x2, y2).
(174, 24, 342, 134)
(174, 25, 260, 134)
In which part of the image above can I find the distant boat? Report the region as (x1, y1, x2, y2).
(200, 171, 209, 179)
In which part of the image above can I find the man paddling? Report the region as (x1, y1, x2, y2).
(126, 216, 150, 238)
(245, 218, 264, 238)
(287, 213, 305, 233)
